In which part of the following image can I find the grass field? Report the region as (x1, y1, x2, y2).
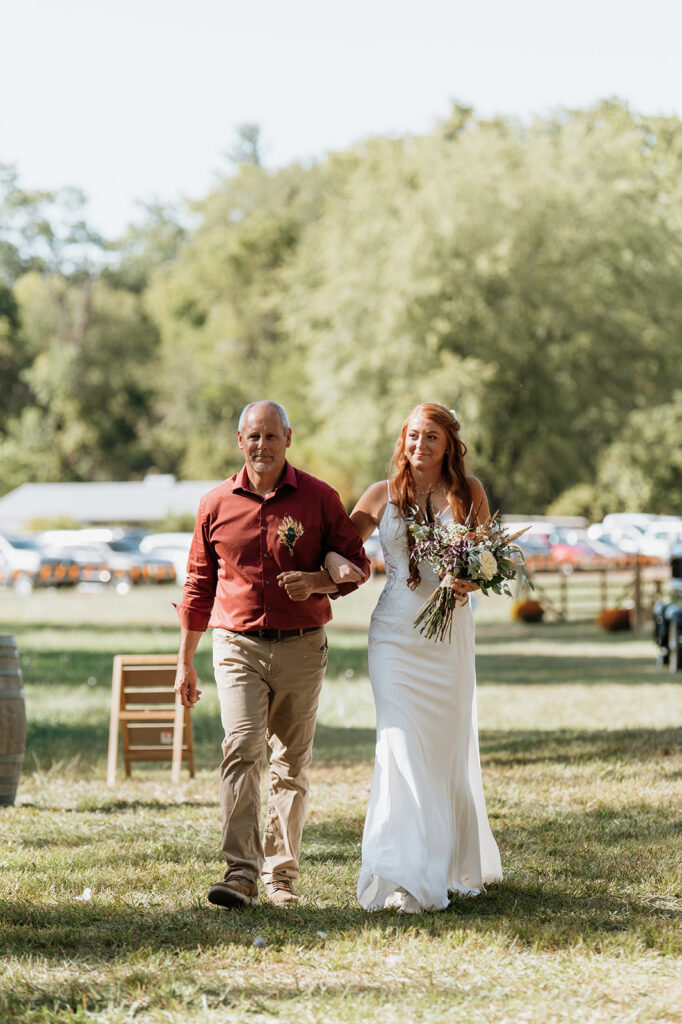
(1, 580, 680, 1023)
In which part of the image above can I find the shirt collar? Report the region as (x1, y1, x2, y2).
(232, 461, 297, 496)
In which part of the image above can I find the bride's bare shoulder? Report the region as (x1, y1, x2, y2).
(466, 475, 491, 519)
(467, 475, 487, 499)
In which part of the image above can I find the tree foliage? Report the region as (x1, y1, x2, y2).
(594, 393, 682, 515)
(1, 103, 681, 515)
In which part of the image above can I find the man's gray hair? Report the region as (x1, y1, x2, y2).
(238, 401, 290, 432)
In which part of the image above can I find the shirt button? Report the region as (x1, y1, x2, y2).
(262, 526, 267, 533)
(265, 580, 270, 585)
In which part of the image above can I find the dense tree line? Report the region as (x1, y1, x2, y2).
(1, 102, 681, 516)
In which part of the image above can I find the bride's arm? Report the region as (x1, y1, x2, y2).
(324, 481, 388, 584)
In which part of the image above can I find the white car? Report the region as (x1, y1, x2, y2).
(642, 518, 682, 559)
(588, 521, 667, 559)
(139, 532, 193, 584)
(601, 513, 660, 532)
(0, 534, 41, 593)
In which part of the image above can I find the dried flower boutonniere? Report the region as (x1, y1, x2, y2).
(277, 515, 304, 556)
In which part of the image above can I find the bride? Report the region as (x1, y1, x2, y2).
(327, 403, 502, 913)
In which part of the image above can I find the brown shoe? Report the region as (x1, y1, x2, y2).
(264, 879, 299, 906)
(208, 876, 258, 908)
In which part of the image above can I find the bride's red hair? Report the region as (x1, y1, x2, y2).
(390, 403, 475, 588)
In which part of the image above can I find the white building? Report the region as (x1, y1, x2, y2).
(0, 475, 220, 532)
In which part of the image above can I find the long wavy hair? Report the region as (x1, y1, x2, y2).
(389, 403, 475, 589)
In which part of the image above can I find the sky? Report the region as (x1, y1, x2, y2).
(3, 0, 682, 237)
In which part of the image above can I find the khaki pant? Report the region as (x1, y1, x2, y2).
(212, 628, 328, 884)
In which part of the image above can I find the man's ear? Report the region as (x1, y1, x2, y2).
(285, 428, 292, 448)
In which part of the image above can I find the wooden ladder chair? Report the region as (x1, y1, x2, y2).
(107, 654, 195, 786)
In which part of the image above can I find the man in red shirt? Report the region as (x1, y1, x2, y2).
(175, 401, 369, 909)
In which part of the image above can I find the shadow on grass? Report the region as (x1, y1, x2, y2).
(480, 725, 682, 765)
(9, 622, 182, 637)
(18, 649, 215, 689)
(476, 651, 662, 685)
(472, 620, 653, 646)
(17, 799, 218, 814)
(19, 642, 368, 688)
(24, 709, 680, 773)
(2, 786, 679, 964)
(18, 631, 663, 701)
(0, 877, 677, 963)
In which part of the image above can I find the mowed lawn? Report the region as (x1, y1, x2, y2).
(0, 580, 680, 1024)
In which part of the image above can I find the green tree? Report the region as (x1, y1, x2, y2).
(282, 101, 682, 507)
(593, 393, 682, 514)
(0, 273, 162, 491)
(0, 164, 103, 284)
(146, 157, 329, 478)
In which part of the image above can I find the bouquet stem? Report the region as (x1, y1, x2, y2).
(414, 585, 457, 643)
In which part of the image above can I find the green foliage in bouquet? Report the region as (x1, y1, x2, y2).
(408, 509, 532, 642)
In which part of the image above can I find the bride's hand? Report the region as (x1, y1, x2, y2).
(448, 577, 477, 603)
(325, 551, 366, 584)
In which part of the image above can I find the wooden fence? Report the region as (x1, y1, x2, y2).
(517, 562, 669, 628)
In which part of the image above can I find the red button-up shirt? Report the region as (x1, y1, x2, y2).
(176, 462, 370, 632)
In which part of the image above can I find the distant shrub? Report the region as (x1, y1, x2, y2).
(24, 515, 81, 531)
(596, 607, 631, 631)
(512, 600, 544, 623)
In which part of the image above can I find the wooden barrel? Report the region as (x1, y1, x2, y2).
(0, 635, 26, 806)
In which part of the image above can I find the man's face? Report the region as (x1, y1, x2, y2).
(238, 404, 291, 479)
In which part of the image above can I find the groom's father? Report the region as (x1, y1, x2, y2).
(174, 401, 369, 909)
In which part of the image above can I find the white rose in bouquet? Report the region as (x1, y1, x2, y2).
(478, 550, 498, 581)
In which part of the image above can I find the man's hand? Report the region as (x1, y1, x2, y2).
(277, 570, 318, 601)
(174, 663, 202, 708)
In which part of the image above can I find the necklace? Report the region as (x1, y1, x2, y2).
(414, 484, 448, 518)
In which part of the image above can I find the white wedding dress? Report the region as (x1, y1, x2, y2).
(357, 499, 503, 913)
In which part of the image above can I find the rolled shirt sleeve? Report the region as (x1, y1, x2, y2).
(176, 497, 218, 631)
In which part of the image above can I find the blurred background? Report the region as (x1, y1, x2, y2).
(2, 0, 681, 581)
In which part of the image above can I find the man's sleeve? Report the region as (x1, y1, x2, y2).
(323, 488, 372, 598)
(175, 499, 218, 631)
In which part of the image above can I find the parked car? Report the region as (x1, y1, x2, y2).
(0, 534, 81, 593)
(38, 532, 176, 593)
(37, 542, 114, 587)
(138, 532, 192, 584)
(601, 513, 660, 532)
(515, 532, 553, 556)
(642, 518, 682, 559)
(587, 522, 665, 562)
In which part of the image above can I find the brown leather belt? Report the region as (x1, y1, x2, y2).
(234, 627, 321, 641)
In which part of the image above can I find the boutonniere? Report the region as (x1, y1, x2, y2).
(277, 515, 304, 556)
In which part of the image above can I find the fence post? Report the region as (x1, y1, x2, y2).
(632, 560, 642, 631)
(559, 573, 568, 621)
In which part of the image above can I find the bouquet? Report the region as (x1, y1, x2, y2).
(408, 509, 532, 642)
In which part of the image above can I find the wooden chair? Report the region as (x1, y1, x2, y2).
(107, 654, 195, 786)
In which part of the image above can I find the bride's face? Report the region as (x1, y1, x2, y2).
(404, 414, 448, 473)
